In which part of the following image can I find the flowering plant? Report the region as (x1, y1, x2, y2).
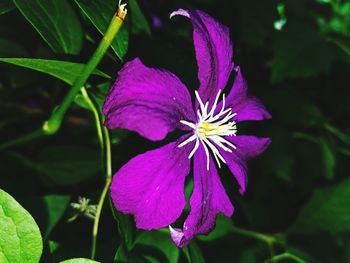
(103, 9, 271, 247)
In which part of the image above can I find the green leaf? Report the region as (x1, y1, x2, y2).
(129, 0, 151, 35)
(320, 136, 336, 180)
(136, 231, 180, 263)
(0, 58, 110, 85)
(0, 188, 43, 263)
(0, 0, 15, 16)
(198, 214, 233, 241)
(48, 240, 59, 254)
(290, 177, 350, 233)
(183, 241, 205, 263)
(21, 195, 70, 240)
(110, 197, 134, 250)
(60, 259, 100, 263)
(36, 145, 101, 186)
(271, 23, 335, 82)
(328, 36, 350, 56)
(74, 0, 129, 59)
(13, 0, 83, 54)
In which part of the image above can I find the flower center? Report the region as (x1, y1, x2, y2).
(178, 89, 237, 170)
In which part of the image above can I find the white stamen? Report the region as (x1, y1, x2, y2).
(179, 89, 238, 170)
(178, 134, 196, 148)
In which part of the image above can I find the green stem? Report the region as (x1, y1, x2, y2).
(91, 126, 112, 259)
(0, 129, 44, 150)
(44, 7, 127, 134)
(231, 226, 276, 244)
(81, 87, 104, 150)
(0, 5, 126, 151)
(230, 226, 279, 257)
(264, 252, 307, 263)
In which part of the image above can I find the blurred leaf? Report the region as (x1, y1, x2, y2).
(320, 136, 336, 180)
(144, 256, 161, 263)
(22, 195, 70, 240)
(198, 214, 233, 241)
(110, 197, 134, 250)
(74, 0, 129, 59)
(48, 240, 59, 254)
(13, 0, 82, 54)
(0, 188, 43, 263)
(325, 123, 350, 146)
(129, 0, 151, 35)
(183, 241, 205, 263)
(0, 38, 27, 57)
(0, 58, 110, 85)
(60, 259, 100, 263)
(0, 0, 15, 16)
(272, 23, 335, 82)
(328, 36, 350, 56)
(136, 231, 179, 263)
(290, 177, 350, 233)
(36, 145, 100, 186)
(114, 241, 129, 263)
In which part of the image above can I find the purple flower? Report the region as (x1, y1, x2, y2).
(103, 9, 271, 247)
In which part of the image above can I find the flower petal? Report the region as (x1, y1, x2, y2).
(103, 58, 196, 141)
(220, 136, 271, 195)
(226, 66, 271, 122)
(110, 138, 191, 230)
(170, 144, 234, 247)
(171, 9, 233, 108)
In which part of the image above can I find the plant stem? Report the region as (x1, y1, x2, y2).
(231, 226, 276, 244)
(230, 226, 280, 257)
(0, 4, 127, 151)
(43, 6, 127, 134)
(264, 252, 307, 263)
(91, 126, 112, 260)
(81, 87, 104, 150)
(0, 129, 44, 150)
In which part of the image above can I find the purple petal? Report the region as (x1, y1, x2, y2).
(171, 9, 233, 108)
(226, 66, 271, 122)
(110, 138, 191, 230)
(103, 58, 195, 141)
(220, 136, 271, 195)
(170, 144, 234, 247)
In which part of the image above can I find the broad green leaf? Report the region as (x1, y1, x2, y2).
(0, 58, 110, 85)
(74, 0, 129, 59)
(320, 136, 336, 180)
(183, 241, 205, 263)
(36, 145, 101, 185)
(290, 177, 350, 233)
(0, 188, 43, 263)
(13, 0, 83, 54)
(198, 214, 233, 241)
(136, 231, 179, 263)
(0, 0, 15, 16)
(21, 195, 70, 240)
(60, 259, 100, 263)
(129, 0, 151, 35)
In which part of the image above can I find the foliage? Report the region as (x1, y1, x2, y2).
(0, 0, 350, 262)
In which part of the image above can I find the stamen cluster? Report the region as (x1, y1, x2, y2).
(178, 90, 237, 170)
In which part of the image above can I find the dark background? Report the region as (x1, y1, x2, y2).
(1, 0, 350, 262)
